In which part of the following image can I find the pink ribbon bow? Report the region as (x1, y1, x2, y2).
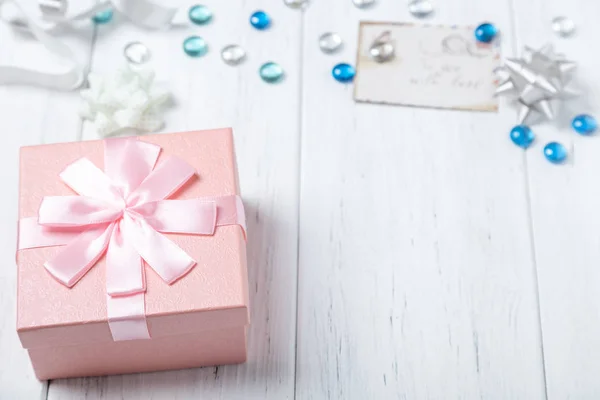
(18, 138, 245, 341)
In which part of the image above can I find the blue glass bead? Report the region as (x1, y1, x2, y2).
(260, 62, 284, 83)
(510, 125, 534, 149)
(474, 22, 497, 43)
(92, 8, 113, 24)
(332, 63, 355, 83)
(544, 142, 567, 164)
(189, 4, 212, 25)
(250, 11, 270, 30)
(183, 36, 208, 57)
(572, 114, 597, 135)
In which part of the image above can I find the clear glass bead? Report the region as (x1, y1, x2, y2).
(221, 45, 246, 66)
(319, 32, 343, 54)
(352, 0, 375, 9)
(408, 0, 433, 18)
(369, 31, 394, 63)
(284, 0, 309, 9)
(124, 42, 151, 65)
(552, 16, 575, 37)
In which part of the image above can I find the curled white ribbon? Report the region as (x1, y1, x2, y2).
(0, 0, 181, 91)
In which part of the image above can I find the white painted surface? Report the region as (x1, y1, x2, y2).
(0, 0, 598, 399)
(297, 1, 546, 399)
(512, 0, 600, 399)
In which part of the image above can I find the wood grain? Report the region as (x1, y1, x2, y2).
(0, 11, 93, 399)
(296, 0, 546, 399)
(3, 0, 600, 399)
(511, 0, 600, 398)
(47, 0, 301, 399)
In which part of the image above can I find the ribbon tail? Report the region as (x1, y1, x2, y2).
(123, 214, 195, 284)
(111, 0, 180, 29)
(38, 196, 121, 227)
(18, 217, 81, 250)
(0, 1, 84, 90)
(44, 1, 111, 25)
(204, 195, 247, 239)
(106, 220, 145, 296)
(132, 199, 216, 234)
(107, 293, 150, 341)
(44, 224, 113, 287)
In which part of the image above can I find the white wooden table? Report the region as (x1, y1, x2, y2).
(1, 0, 599, 399)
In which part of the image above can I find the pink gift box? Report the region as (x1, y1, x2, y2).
(16, 129, 249, 380)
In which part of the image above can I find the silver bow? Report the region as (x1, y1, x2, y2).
(495, 44, 578, 125)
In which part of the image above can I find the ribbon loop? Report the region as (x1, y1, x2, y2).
(127, 156, 196, 207)
(44, 223, 113, 287)
(111, 0, 179, 29)
(38, 196, 121, 227)
(104, 138, 160, 198)
(122, 214, 196, 285)
(60, 158, 124, 206)
(132, 199, 216, 235)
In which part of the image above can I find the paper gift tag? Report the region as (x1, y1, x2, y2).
(354, 22, 501, 112)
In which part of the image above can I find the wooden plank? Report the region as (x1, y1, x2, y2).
(48, 1, 301, 399)
(0, 13, 93, 399)
(511, 0, 600, 398)
(296, 1, 547, 399)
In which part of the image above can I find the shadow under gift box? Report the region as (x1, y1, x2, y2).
(16, 129, 249, 380)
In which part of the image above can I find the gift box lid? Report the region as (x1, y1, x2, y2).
(16, 129, 249, 349)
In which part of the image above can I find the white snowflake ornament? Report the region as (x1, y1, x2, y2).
(79, 66, 171, 137)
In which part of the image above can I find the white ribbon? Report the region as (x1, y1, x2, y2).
(0, 0, 182, 91)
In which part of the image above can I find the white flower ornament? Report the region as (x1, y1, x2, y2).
(80, 66, 170, 137)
